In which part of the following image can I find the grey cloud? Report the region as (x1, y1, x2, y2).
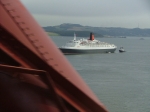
(21, 0, 150, 17)
(20, 0, 150, 28)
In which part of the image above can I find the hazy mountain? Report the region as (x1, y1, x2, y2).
(43, 23, 150, 37)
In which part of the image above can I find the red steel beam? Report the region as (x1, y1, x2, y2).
(0, 0, 108, 111)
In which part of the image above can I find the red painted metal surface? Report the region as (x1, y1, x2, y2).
(0, 64, 67, 112)
(0, 0, 108, 111)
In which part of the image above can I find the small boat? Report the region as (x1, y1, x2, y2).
(140, 38, 144, 40)
(59, 33, 117, 54)
(119, 47, 125, 52)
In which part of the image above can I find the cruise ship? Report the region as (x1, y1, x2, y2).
(59, 33, 117, 54)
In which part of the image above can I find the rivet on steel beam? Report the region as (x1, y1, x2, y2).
(12, 9, 16, 12)
(3, 3, 10, 6)
(45, 58, 53, 61)
(40, 46, 44, 48)
(27, 33, 33, 37)
(20, 28, 25, 31)
(25, 33, 31, 37)
(16, 16, 20, 18)
(31, 40, 38, 43)
(39, 52, 45, 55)
(54, 64, 58, 66)
(21, 22, 25, 24)
(26, 28, 30, 30)
(6, 3, 10, 6)
(50, 58, 53, 60)
(27, 34, 34, 39)
(45, 52, 48, 54)
(59, 71, 63, 73)
(34, 46, 40, 49)
(8, 10, 13, 13)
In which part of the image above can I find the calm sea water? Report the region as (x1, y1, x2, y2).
(51, 36, 150, 112)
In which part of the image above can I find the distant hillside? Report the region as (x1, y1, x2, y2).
(43, 23, 150, 37)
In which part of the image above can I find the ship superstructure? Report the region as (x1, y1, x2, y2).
(60, 33, 117, 54)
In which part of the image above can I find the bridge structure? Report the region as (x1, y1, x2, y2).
(0, 0, 108, 112)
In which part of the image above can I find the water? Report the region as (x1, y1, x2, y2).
(51, 36, 150, 112)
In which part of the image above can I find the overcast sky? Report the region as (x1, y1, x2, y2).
(20, 0, 150, 28)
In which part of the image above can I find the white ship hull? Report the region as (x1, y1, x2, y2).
(60, 48, 116, 54)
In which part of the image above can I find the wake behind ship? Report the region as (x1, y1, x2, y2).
(59, 33, 117, 54)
